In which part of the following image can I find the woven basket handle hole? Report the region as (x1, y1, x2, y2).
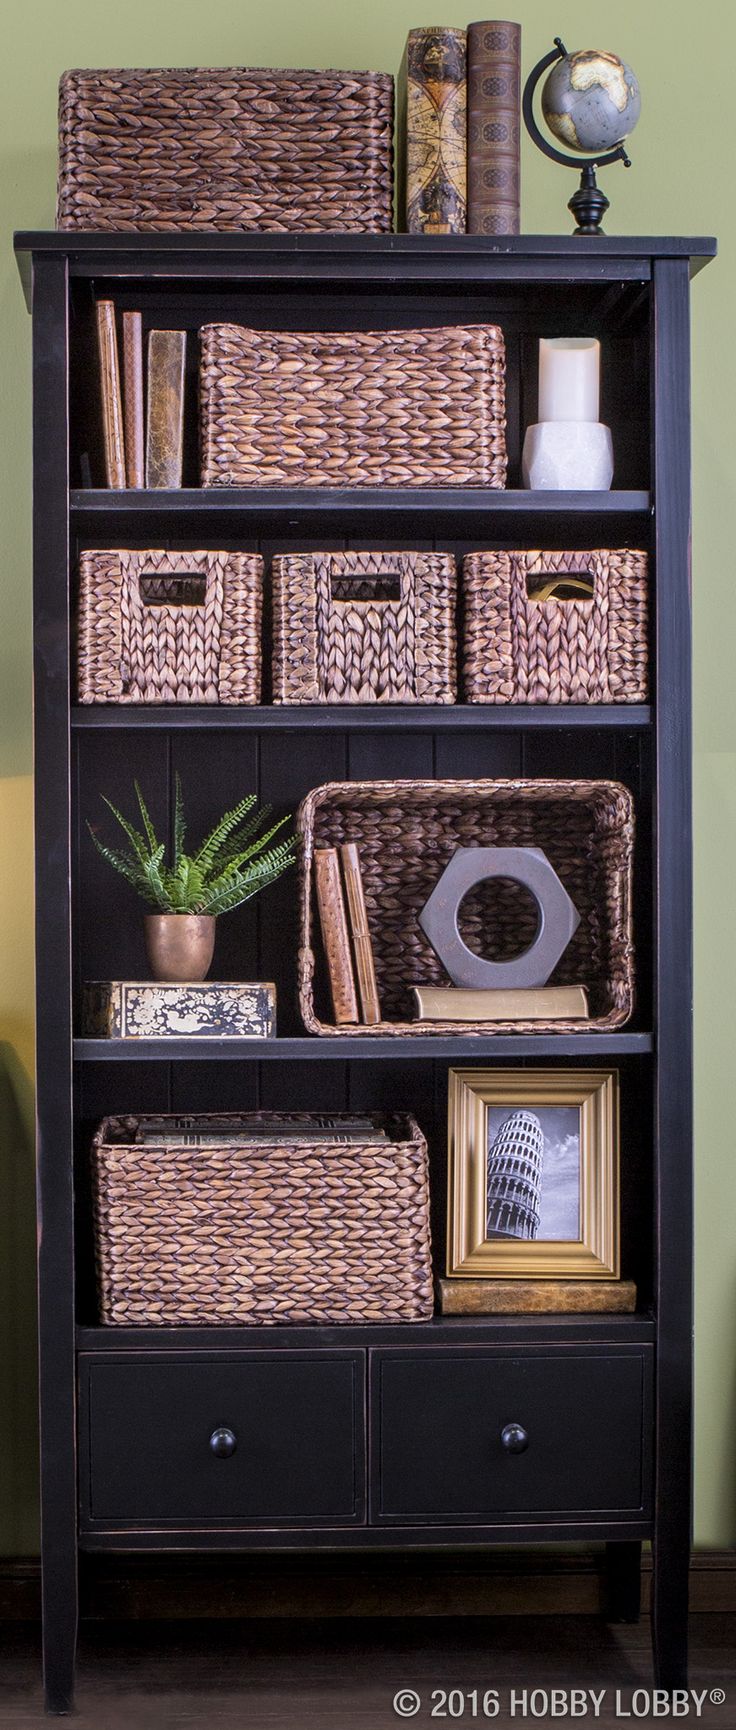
(329, 572, 403, 605)
(526, 571, 595, 604)
(138, 573, 208, 609)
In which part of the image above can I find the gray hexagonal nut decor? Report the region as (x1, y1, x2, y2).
(418, 846, 580, 990)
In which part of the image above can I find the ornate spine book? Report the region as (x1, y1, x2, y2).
(467, 20, 521, 235)
(399, 27, 467, 234)
(82, 980, 276, 1039)
(145, 328, 186, 488)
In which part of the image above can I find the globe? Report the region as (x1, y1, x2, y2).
(541, 49, 641, 156)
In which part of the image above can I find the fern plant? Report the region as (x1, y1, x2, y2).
(89, 777, 295, 916)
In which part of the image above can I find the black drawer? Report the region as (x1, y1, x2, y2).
(372, 1347, 653, 1525)
(80, 1353, 365, 1528)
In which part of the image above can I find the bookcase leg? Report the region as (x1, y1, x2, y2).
(651, 1537, 689, 1690)
(42, 1559, 78, 1714)
(604, 1540, 642, 1623)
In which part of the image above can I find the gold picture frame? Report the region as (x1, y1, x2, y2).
(447, 1068, 620, 1279)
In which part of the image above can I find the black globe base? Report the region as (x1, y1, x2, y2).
(568, 164, 610, 236)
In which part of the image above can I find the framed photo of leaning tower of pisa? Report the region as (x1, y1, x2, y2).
(447, 1070, 619, 1280)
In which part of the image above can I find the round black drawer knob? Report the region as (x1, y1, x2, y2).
(209, 1426, 237, 1459)
(500, 1422, 529, 1455)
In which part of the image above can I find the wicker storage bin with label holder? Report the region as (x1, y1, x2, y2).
(91, 1112, 433, 1326)
(57, 67, 394, 232)
(462, 549, 649, 704)
(272, 550, 457, 704)
(297, 778, 635, 1035)
(76, 549, 263, 704)
(200, 322, 507, 489)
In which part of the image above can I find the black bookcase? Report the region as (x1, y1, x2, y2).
(14, 231, 714, 1713)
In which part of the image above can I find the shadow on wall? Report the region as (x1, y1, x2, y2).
(0, 1043, 39, 1552)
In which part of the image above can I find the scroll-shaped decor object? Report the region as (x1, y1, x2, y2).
(418, 845, 580, 989)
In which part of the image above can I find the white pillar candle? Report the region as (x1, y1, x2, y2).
(538, 337, 600, 424)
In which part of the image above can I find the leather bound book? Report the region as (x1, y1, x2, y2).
(95, 300, 126, 489)
(439, 1279, 637, 1316)
(340, 844, 381, 1025)
(314, 849, 359, 1025)
(122, 311, 144, 489)
(398, 27, 467, 233)
(412, 984, 589, 1022)
(467, 20, 521, 236)
(145, 328, 186, 488)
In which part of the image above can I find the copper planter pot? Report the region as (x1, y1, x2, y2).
(144, 914, 216, 983)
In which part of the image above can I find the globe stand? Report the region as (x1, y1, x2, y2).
(522, 37, 632, 236)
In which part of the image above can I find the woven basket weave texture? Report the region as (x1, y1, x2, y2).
(76, 549, 263, 704)
(297, 779, 634, 1035)
(272, 551, 457, 704)
(200, 323, 507, 488)
(57, 68, 394, 232)
(92, 1113, 433, 1326)
(463, 550, 649, 704)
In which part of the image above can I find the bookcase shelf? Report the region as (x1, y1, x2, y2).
(17, 229, 713, 1710)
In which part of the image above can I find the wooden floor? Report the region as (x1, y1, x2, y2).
(1, 1616, 734, 1728)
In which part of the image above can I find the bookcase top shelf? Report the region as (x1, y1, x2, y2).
(14, 231, 716, 308)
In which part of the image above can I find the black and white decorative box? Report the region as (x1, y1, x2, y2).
(82, 981, 276, 1039)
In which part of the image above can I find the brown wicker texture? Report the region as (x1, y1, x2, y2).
(297, 779, 634, 1035)
(272, 551, 457, 704)
(463, 549, 649, 704)
(76, 549, 263, 704)
(57, 68, 394, 232)
(200, 323, 507, 488)
(91, 1112, 433, 1326)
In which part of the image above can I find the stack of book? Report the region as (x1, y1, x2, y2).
(95, 300, 187, 489)
(133, 1114, 390, 1147)
(314, 844, 381, 1026)
(398, 20, 521, 236)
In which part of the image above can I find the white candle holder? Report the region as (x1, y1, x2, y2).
(522, 421, 614, 491)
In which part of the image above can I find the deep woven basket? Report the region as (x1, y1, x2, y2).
(57, 68, 394, 232)
(462, 550, 649, 704)
(200, 323, 507, 488)
(297, 779, 635, 1035)
(91, 1112, 433, 1326)
(272, 551, 457, 704)
(76, 549, 263, 704)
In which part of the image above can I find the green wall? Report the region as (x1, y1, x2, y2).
(1, 0, 734, 1553)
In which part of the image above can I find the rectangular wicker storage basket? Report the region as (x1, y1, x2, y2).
(462, 550, 649, 704)
(272, 551, 457, 704)
(297, 779, 635, 1035)
(76, 550, 263, 704)
(200, 323, 507, 488)
(91, 1112, 433, 1326)
(57, 68, 394, 232)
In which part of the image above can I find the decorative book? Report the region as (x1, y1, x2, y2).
(82, 980, 275, 1039)
(95, 300, 125, 489)
(313, 849, 359, 1025)
(467, 21, 521, 236)
(412, 985, 589, 1022)
(122, 310, 144, 488)
(399, 27, 467, 233)
(341, 844, 381, 1025)
(439, 1279, 637, 1315)
(146, 329, 186, 488)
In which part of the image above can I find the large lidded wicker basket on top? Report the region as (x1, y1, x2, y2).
(91, 1112, 433, 1327)
(200, 323, 507, 488)
(298, 779, 635, 1035)
(57, 68, 394, 232)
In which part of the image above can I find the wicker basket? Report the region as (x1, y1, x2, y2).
(463, 550, 649, 704)
(91, 1112, 433, 1326)
(200, 323, 507, 488)
(57, 68, 394, 232)
(76, 550, 263, 704)
(272, 551, 457, 704)
(297, 779, 634, 1035)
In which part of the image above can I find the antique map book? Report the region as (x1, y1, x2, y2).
(95, 300, 125, 488)
(82, 980, 276, 1039)
(314, 848, 359, 1024)
(145, 328, 186, 488)
(412, 984, 589, 1022)
(467, 20, 521, 235)
(399, 27, 467, 233)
